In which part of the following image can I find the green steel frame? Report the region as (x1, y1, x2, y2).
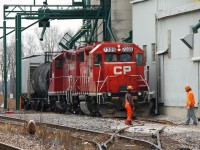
(3, 21, 7, 110)
(3, 0, 115, 111)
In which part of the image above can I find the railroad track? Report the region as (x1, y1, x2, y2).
(0, 142, 22, 150)
(0, 115, 164, 150)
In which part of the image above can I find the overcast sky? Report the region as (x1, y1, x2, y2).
(0, 0, 82, 38)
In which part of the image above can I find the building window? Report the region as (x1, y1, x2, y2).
(151, 43, 156, 62)
(168, 30, 171, 58)
(143, 45, 147, 65)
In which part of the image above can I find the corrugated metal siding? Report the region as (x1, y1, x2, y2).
(158, 0, 198, 10)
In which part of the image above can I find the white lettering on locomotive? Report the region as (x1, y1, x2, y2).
(114, 66, 131, 74)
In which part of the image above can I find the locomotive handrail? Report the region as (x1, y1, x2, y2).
(98, 75, 119, 92)
(49, 75, 89, 80)
(97, 64, 102, 96)
(129, 75, 150, 93)
(129, 74, 151, 102)
(96, 64, 102, 103)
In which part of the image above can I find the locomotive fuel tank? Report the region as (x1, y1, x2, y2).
(31, 63, 51, 97)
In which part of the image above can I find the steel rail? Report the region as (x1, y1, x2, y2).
(0, 142, 23, 150)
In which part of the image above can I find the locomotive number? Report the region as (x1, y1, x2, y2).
(114, 66, 131, 75)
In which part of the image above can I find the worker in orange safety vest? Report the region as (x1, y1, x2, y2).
(185, 85, 197, 125)
(125, 85, 135, 125)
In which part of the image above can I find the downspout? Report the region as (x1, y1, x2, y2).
(155, 0, 159, 114)
(198, 62, 200, 119)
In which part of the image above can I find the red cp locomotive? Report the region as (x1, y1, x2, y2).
(42, 41, 150, 116)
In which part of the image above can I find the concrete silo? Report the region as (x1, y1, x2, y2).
(91, 0, 132, 41)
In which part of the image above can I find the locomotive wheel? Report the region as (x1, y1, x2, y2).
(80, 101, 98, 115)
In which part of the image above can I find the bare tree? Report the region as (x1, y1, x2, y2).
(22, 33, 39, 56)
(7, 35, 16, 79)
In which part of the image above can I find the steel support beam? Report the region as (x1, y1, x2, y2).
(3, 0, 113, 111)
(15, 15, 21, 111)
(3, 21, 7, 110)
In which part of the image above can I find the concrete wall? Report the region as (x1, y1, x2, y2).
(91, 0, 132, 41)
(111, 0, 132, 40)
(160, 106, 198, 119)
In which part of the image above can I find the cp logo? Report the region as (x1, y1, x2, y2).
(114, 66, 131, 75)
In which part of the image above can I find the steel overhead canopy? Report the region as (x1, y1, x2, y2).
(4, 5, 106, 20)
(37, 7, 105, 20)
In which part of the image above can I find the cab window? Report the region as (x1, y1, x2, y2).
(105, 54, 117, 62)
(78, 52, 84, 62)
(71, 55, 75, 61)
(120, 54, 132, 62)
(56, 59, 63, 69)
(136, 53, 143, 66)
(94, 54, 102, 65)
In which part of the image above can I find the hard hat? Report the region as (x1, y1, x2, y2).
(127, 85, 133, 90)
(185, 85, 191, 91)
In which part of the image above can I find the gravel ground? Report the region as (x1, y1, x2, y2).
(0, 113, 199, 150)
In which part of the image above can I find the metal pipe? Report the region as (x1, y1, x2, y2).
(198, 62, 200, 119)
(39, 25, 46, 41)
(155, 0, 159, 115)
(85, 0, 91, 5)
(107, 10, 116, 41)
(3, 21, 7, 110)
(15, 14, 22, 111)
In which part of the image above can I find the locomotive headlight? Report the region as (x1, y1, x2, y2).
(107, 92, 112, 96)
(138, 92, 142, 96)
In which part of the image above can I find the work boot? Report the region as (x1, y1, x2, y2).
(125, 122, 132, 125)
(125, 119, 132, 125)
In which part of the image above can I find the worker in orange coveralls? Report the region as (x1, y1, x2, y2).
(125, 85, 134, 125)
(185, 85, 197, 125)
